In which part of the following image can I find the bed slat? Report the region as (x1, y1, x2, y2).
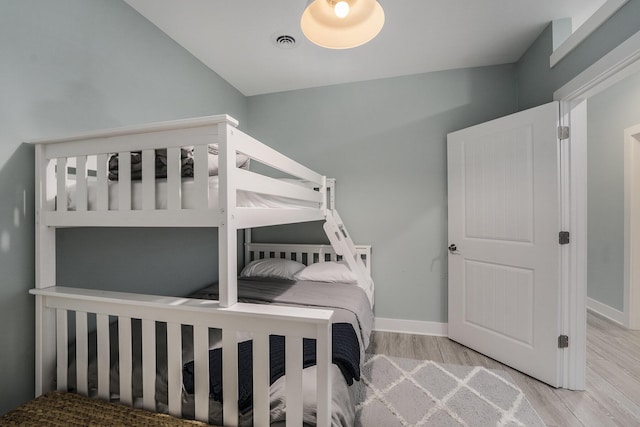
(56, 158, 67, 212)
(142, 319, 156, 411)
(118, 152, 132, 211)
(167, 322, 182, 417)
(222, 329, 239, 427)
(76, 311, 89, 396)
(40, 154, 55, 211)
(96, 154, 108, 211)
(96, 314, 110, 400)
(234, 208, 326, 229)
(235, 169, 322, 204)
(194, 145, 209, 210)
(56, 309, 68, 392)
(167, 147, 181, 211)
(253, 333, 270, 427)
(285, 336, 303, 427)
(75, 155, 88, 212)
(316, 323, 332, 427)
(142, 149, 155, 211)
(119, 316, 133, 405)
(193, 325, 209, 422)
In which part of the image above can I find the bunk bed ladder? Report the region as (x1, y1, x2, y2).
(323, 210, 374, 305)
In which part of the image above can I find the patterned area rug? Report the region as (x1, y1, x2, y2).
(355, 354, 546, 427)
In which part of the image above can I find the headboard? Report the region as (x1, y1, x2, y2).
(244, 242, 372, 274)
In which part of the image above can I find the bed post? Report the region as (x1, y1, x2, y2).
(218, 122, 238, 307)
(34, 144, 57, 395)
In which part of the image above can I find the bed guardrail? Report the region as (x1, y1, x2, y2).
(29, 286, 334, 427)
(31, 114, 329, 228)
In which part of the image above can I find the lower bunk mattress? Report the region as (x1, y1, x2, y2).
(0, 391, 213, 427)
(71, 277, 374, 426)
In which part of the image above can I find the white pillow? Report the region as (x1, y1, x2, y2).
(293, 261, 358, 284)
(240, 258, 305, 280)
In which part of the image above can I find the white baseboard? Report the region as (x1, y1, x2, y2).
(374, 317, 448, 337)
(587, 297, 626, 326)
(375, 300, 625, 337)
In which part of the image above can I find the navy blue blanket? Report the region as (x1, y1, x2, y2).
(182, 322, 360, 413)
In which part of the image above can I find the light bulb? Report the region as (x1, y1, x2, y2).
(334, 1, 350, 18)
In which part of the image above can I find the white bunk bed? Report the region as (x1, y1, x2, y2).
(29, 115, 374, 427)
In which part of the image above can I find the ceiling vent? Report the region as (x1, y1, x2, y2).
(273, 34, 297, 49)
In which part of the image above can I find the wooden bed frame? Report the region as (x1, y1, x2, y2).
(29, 115, 374, 427)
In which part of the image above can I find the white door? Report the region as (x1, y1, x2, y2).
(447, 101, 562, 387)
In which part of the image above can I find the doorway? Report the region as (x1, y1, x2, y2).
(580, 73, 640, 330)
(555, 29, 640, 390)
(579, 71, 640, 331)
(625, 125, 640, 329)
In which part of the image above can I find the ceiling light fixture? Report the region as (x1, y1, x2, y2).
(300, 0, 385, 49)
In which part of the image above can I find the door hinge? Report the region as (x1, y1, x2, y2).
(558, 126, 570, 140)
(558, 335, 569, 348)
(559, 231, 570, 245)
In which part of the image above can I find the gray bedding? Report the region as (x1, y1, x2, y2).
(189, 277, 373, 356)
(179, 277, 374, 426)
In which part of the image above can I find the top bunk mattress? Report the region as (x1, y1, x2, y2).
(63, 177, 320, 211)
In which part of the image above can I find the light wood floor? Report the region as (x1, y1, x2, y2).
(367, 312, 640, 427)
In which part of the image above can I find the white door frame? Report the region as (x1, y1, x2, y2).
(554, 29, 640, 390)
(624, 124, 640, 329)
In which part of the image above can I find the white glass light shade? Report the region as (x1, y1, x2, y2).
(301, 0, 385, 49)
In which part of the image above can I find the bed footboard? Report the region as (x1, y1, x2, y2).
(29, 286, 333, 427)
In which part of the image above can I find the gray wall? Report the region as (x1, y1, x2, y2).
(0, 0, 246, 413)
(516, 0, 640, 110)
(246, 65, 518, 322)
(587, 71, 640, 310)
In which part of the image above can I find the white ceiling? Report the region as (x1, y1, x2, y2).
(123, 0, 606, 96)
